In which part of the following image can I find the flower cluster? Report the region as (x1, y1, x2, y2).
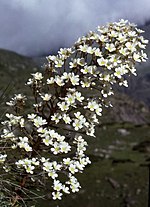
(0, 19, 148, 202)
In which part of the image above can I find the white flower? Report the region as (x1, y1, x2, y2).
(60, 142, 71, 153)
(52, 161, 62, 171)
(69, 59, 77, 68)
(86, 125, 95, 137)
(133, 53, 141, 62)
(52, 191, 62, 200)
(73, 119, 83, 131)
(40, 157, 49, 163)
(138, 42, 146, 49)
(94, 48, 102, 57)
(37, 127, 47, 134)
(70, 182, 80, 193)
(103, 74, 110, 82)
(56, 135, 65, 142)
(15, 159, 24, 167)
(32, 72, 43, 80)
(28, 113, 36, 120)
(141, 50, 148, 61)
(19, 136, 28, 142)
(57, 102, 69, 111)
(1, 129, 15, 139)
(136, 28, 144, 33)
(77, 58, 85, 66)
(26, 78, 33, 85)
(65, 94, 76, 105)
(15, 94, 24, 99)
(79, 44, 88, 52)
(47, 55, 57, 62)
(118, 19, 128, 25)
(5, 114, 22, 126)
(23, 159, 32, 166)
(77, 143, 86, 154)
(62, 114, 72, 124)
(51, 113, 62, 124)
(25, 165, 35, 174)
(48, 170, 58, 179)
(24, 144, 32, 152)
(86, 46, 95, 54)
(87, 100, 98, 111)
(69, 73, 79, 86)
(119, 47, 128, 56)
(139, 36, 149, 44)
(62, 185, 70, 194)
(81, 80, 91, 88)
(33, 116, 47, 128)
(80, 157, 91, 165)
(43, 162, 53, 172)
(123, 80, 129, 87)
(41, 93, 52, 101)
(75, 92, 84, 102)
(74, 111, 81, 119)
(125, 42, 136, 52)
(51, 142, 60, 155)
(95, 107, 102, 116)
(76, 161, 85, 171)
(55, 76, 65, 86)
(0, 154, 7, 163)
(114, 66, 127, 78)
(63, 158, 71, 165)
(128, 31, 137, 37)
(58, 48, 72, 58)
(53, 180, 63, 191)
(105, 43, 116, 52)
(31, 158, 39, 166)
(55, 59, 64, 68)
(97, 57, 108, 66)
(99, 34, 108, 42)
(47, 77, 54, 84)
(43, 136, 53, 146)
(49, 130, 58, 138)
(117, 34, 127, 42)
(20, 118, 25, 127)
(69, 164, 78, 174)
(109, 30, 118, 37)
(62, 72, 70, 80)
(89, 32, 99, 40)
(81, 65, 90, 74)
(17, 137, 32, 152)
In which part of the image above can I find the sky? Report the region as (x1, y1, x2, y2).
(0, 0, 150, 57)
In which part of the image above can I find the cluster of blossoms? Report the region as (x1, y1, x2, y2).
(0, 19, 148, 202)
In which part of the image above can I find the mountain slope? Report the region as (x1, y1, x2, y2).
(0, 48, 39, 90)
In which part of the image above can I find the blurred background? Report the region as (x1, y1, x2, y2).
(0, 0, 150, 206)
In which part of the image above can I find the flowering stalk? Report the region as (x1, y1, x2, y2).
(0, 19, 148, 204)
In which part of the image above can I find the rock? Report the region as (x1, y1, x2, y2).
(132, 140, 150, 153)
(106, 177, 120, 189)
(117, 128, 130, 136)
